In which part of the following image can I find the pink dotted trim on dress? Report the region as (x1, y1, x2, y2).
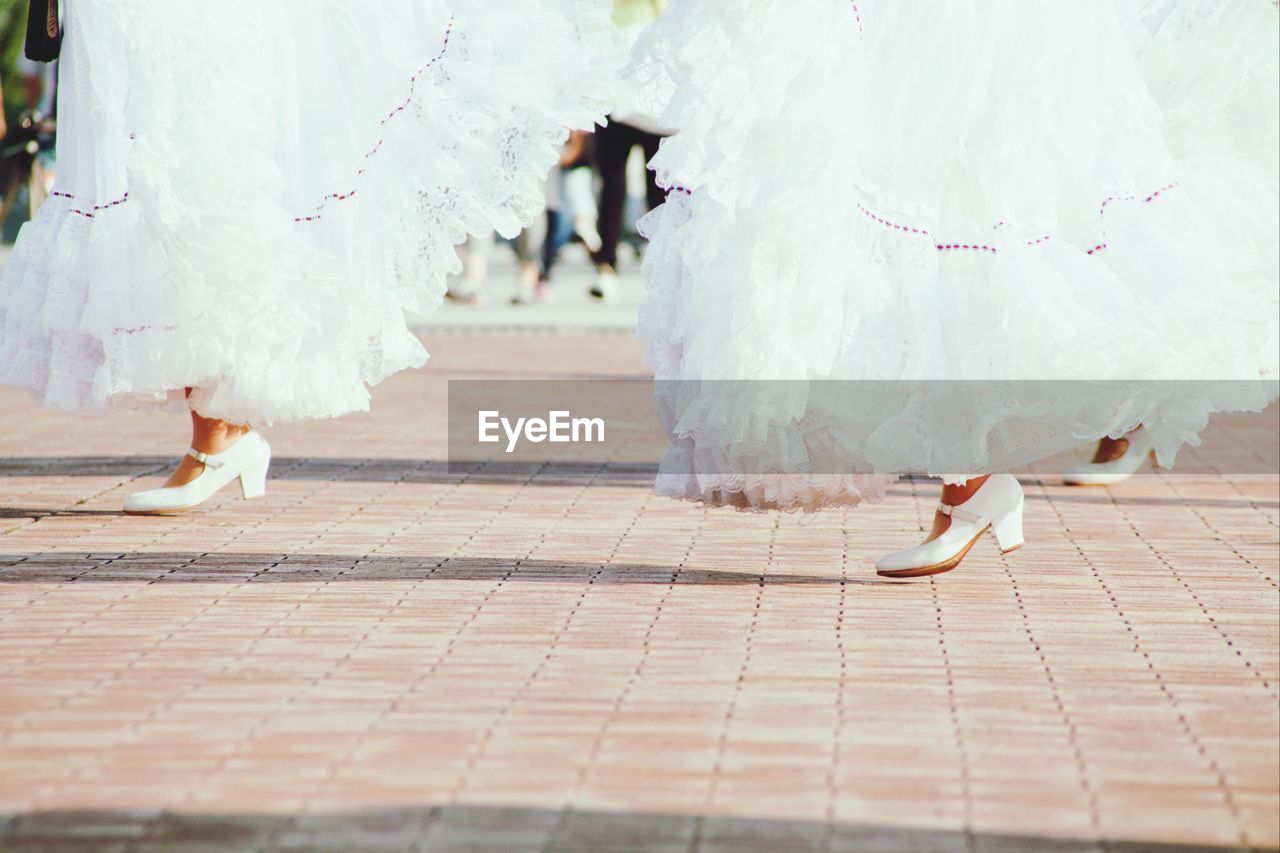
(1086, 183, 1178, 255)
(856, 204, 999, 254)
(653, 176, 694, 196)
(111, 324, 177, 335)
(850, 2, 864, 38)
(857, 182, 1179, 256)
(46, 18, 455, 226)
(51, 190, 130, 219)
(295, 16, 455, 224)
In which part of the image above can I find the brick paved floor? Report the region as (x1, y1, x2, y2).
(0, 331, 1277, 852)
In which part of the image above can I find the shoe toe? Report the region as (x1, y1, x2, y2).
(875, 546, 923, 573)
(123, 490, 160, 513)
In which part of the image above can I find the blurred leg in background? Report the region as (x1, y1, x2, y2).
(446, 232, 493, 306)
(511, 204, 548, 305)
(542, 130, 600, 284)
(591, 119, 665, 302)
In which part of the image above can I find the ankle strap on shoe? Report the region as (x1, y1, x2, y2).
(187, 448, 225, 469)
(938, 502, 981, 524)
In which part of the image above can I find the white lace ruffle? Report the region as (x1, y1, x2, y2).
(632, 0, 1280, 511)
(0, 0, 620, 425)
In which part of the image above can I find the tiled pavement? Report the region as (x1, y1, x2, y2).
(0, 331, 1277, 852)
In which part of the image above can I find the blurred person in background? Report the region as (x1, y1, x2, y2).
(15, 50, 57, 215)
(446, 130, 602, 306)
(590, 0, 669, 303)
(0, 60, 58, 232)
(510, 213, 549, 305)
(0, 0, 618, 515)
(540, 130, 601, 287)
(445, 232, 493, 306)
(445, 217, 550, 307)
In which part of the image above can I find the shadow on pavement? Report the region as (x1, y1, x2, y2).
(0, 805, 1244, 852)
(0, 457, 659, 487)
(0, 458, 1275, 510)
(0, 553, 901, 586)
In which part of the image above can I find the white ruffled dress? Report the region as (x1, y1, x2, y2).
(0, 0, 617, 425)
(633, 0, 1280, 511)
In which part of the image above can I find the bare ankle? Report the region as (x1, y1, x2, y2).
(941, 475, 989, 507)
(189, 413, 251, 454)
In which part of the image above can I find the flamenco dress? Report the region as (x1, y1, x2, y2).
(0, 0, 618, 425)
(631, 0, 1280, 511)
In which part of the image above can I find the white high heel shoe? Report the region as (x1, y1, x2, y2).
(876, 473, 1025, 578)
(123, 431, 271, 515)
(1062, 426, 1154, 486)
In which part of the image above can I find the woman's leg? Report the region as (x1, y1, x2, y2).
(541, 207, 563, 278)
(564, 167, 602, 254)
(927, 475, 990, 541)
(512, 216, 547, 304)
(123, 390, 269, 514)
(1089, 434, 1135, 464)
(592, 119, 636, 272)
(876, 474, 1023, 578)
(164, 393, 251, 487)
(1063, 426, 1153, 486)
